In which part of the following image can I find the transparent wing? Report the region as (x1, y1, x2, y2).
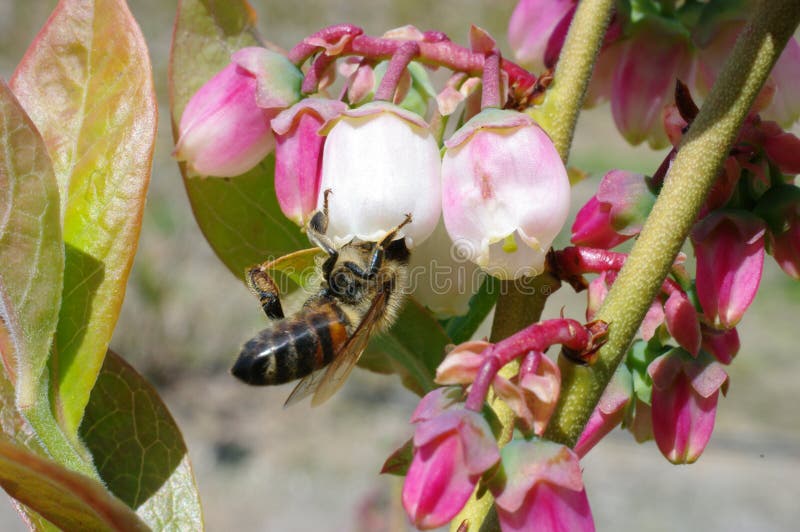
(309, 289, 390, 407)
(284, 366, 328, 408)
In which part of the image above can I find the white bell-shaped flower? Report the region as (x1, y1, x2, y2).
(318, 101, 441, 247)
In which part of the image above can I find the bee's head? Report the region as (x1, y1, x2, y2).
(328, 265, 367, 304)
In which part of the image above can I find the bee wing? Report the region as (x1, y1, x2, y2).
(309, 289, 390, 407)
(283, 366, 328, 408)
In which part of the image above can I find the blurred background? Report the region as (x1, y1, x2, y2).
(1, 1, 799, 530)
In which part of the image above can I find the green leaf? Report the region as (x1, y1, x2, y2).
(10, 0, 158, 436)
(444, 276, 499, 344)
(380, 438, 413, 477)
(0, 80, 63, 411)
(0, 82, 97, 480)
(362, 299, 451, 396)
(80, 351, 202, 529)
(169, 0, 306, 279)
(0, 438, 149, 532)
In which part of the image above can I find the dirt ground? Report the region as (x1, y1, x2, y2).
(1, 1, 799, 530)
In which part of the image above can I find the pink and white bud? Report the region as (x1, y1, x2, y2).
(442, 109, 570, 279)
(664, 291, 701, 357)
(318, 102, 441, 247)
(700, 325, 740, 365)
(575, 367, 632, 458)
(175, 47, 302, 177)
(271, 99, 346, 226)
(492, 440, 595, 532)
(648, 349, 728, 464)
(508, 0, 576, 73)
(611, 22, 696, 148)
(691, 211, 766, 329)
(402, 407, 499, 530)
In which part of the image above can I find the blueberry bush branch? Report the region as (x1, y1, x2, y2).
(545, 0, 800, 447)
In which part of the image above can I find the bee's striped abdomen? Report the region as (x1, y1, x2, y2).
(232, 303, 349, 385)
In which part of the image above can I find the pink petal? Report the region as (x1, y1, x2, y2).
(402, 434, 476, 529)
(497, 484, 595, 532)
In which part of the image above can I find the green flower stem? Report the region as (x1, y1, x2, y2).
(454, 2, 616, 528)
(537, 0, 615, 159)
(544, 0, 800, 447)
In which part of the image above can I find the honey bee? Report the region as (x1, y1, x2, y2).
(231, 190, 412, 406)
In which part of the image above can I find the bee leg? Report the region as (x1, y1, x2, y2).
(364, 213, 413, 276)
(307, 189, 338, 257)
(246, 265, 285, 320)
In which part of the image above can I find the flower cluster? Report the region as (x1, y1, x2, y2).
(174, 24, 572, 301)
(396, 319, 607, 530)
(509, 0, 800, 147)
(562, 79, 800, 463)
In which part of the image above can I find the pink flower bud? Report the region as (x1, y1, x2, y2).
(402, 407, 499, 529)
(575, 367, 632, 457)
(508, 0, 576, 73)
(318, 102, 441, 247)
(571, 170, 655, 248)
(492, 440, 595, 532)
(435, 340, 491, 385)
(700, 325, 740, 364)
(691, 211, 766, 329)
(664, 291, 701, 357)
(648, 350, 729, 464)
(175, 47, 302, 177)
(611, 21, 695, 148)
(271, 99, 346, 226)
(571, 197, 630, 249)
(442, 109, 570, 279)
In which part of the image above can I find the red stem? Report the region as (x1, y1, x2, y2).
(301, 53, 336, 94)
(481, 51, 502, 109)
(374, 41, 420, 102)
(288, 24, 537, 103)
(465, 319, 592, 411)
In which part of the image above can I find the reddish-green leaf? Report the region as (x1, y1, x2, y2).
(10, 0, 158, 436)
(80, 351, 203, 530)
(0, 80, 63, 412)
(169, 0, 305, 280)
(0, 438, 149, 532)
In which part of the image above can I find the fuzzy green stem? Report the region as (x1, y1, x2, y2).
(536, 0, 615, 159)
(544, 0, 800, 447)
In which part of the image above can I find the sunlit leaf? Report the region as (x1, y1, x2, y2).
(0, 80, 62, 411)
(169, 0, 306, 279)
(0, 81, 97, 480)
(80, 351, 203, 530)
(362, 299, 451, 396)
(0, 438, 149, 532)
(10, 0, 158, 436)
